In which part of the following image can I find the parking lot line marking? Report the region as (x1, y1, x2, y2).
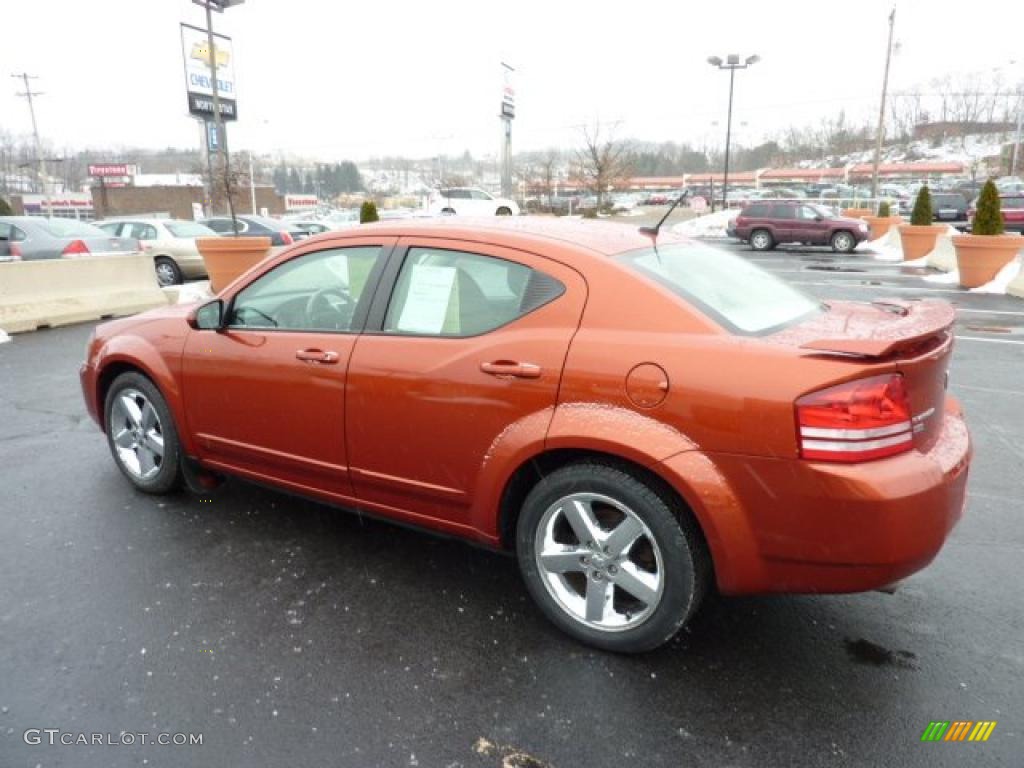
(954, 384, 1024, 397)
(954, 335, 1024, 345)
(788, 281, 966, 295)
(955, 308, 1024, 317)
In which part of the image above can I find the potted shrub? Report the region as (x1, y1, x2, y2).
(864, 200, 902, 240)
(195, 217, 272, 293)
(897, 185, 945, 261)
(953, 179, 1023, 288)
(360, 200, 380, 223)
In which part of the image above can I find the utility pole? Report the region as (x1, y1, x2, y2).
(870, 7, 896, 198)
(203, 0, 239, 233)
(1012, 65, 1023, 177)
(500, 62, 515, 199)
(11, 72, 52, 216)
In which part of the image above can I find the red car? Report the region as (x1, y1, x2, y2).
(730, 201, 870, 252)
(967, 193, 1024, 233)
(80, 219, 971, 652)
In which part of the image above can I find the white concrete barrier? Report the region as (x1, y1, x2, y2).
(1007, 257, 1024, 299)
(925, 235, 958, 272)
(0, 254, 167, 334)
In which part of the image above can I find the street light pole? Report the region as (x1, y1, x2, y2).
(707, 54, 759, 213)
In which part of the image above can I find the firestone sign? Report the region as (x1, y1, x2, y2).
(180, 23, 238, 121)
(88, 164, 131, 178)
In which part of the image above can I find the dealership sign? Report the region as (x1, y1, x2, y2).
(285, 195, 318, 211)
(180, 23, 238, 121)
(88, 164, 131, 178)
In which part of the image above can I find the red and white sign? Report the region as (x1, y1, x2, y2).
(690, 196, 708, 213)
(285, 195, 318, 211)
(88, 164, 131, 178)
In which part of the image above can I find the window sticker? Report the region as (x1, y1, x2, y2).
(396, 264, 458, 334)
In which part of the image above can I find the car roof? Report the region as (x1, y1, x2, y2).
(325, 217, 686, 258)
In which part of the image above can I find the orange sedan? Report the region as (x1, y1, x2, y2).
(80, 219, 971, 652)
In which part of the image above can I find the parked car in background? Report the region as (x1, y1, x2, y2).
(288, 220, 333, 237)
(967, 194, 1024, 233)
(80, 218, 971, 653)
(322, 209, 361, 228)
(427, 188, 519, 217)
(929, 193, 969, 229)
(730, 201, 869, 252)
(0, 216, 139, 261)
(200, 215, 304, 246)
(95, 218, 216, 286)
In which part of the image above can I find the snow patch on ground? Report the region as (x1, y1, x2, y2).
(0, 329, 10, 345)
(672, 210, 736, 239)
(924, 270, 959, 284)
(970, 258, 1022, 295)
(163, 281, 213, 305)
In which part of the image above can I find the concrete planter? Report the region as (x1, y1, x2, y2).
(897, 224, 945, 262)
(952, 234, 1023, 289)
(195, 237, 273, 293)
(863, 215, 903, 241)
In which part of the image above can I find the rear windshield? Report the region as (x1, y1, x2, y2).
(617, 242, 821, 334)
(932, 195, 965, 206)
(166, 221, 216, 238)
(35, 219, 106, 238)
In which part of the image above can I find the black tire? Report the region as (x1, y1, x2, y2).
(154, 256, 183, 287)
(104, 372, 182, 494)
(830, 230, 857, 253)
(496, 206, 513, 216)
(750, 229, 774, 251)
(441, 207, 456, 216)
(516, 462, 710, 653)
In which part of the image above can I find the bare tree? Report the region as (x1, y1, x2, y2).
(538, 150, 559, 203)
(576, 121, 631, 208)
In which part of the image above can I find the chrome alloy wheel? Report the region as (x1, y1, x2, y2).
(534, 492, 664, 632)
(109, 388, 165, 480)
(155, 261, 178, 286)
(751, 230, 772, 250)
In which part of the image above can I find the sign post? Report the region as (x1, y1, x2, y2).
(499, 62, 515, 199)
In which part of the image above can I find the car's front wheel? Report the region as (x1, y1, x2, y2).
(104, 372, 182, 494)
(831, 230, 856, 253)
(496, 206, 513, 216)
(750, 229, 774, 251)
(516, 462, 709, 653)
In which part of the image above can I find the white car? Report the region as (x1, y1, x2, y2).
(95, 218, 216, 286)
(428, 188, 519, 217)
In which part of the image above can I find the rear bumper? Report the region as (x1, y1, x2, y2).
(658, 399, 971, 595)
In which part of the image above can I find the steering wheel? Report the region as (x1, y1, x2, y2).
(305, 286, 353, 329)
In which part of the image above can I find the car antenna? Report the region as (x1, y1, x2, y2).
(639, 188, 690, 240)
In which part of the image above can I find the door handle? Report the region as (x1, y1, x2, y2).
(480, 360, 542, 379)
(296, 348, 339, 364)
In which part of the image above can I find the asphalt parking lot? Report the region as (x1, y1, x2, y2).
(1, 238, 1022, 767)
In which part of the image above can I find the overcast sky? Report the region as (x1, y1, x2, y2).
(2, 0, 1022, 162)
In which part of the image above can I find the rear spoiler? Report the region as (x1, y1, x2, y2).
(799, 300, 956, 359)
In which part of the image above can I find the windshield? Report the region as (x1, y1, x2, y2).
(166, 221, 216, 238)
(617, 242, 821, 334)
(36, 219, 107, 238)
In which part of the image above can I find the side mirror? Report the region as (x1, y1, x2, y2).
(190, 299, 225, 330)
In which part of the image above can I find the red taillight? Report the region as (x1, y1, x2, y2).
(795, 374, 913, 463)
(61, 239, 90, 257)
(9, 243, 22, 260)
(281, 231, 294, 245)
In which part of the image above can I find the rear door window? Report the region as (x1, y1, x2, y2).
(770, 205, 796, 219)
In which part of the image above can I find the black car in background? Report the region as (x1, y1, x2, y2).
(199, 215, 306, 246)
(931, 193, 969, 229)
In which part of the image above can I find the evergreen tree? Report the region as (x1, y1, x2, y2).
(910, 185, 933, 226)
(972, 180, 1004, 236)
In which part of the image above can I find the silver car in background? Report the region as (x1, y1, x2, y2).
(0, 217, 140, 262)
(94, 218, 217, 286)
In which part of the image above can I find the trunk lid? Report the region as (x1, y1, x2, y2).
(770, 299, 955, 452)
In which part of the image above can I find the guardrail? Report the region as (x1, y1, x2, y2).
(0, 253, 167, 334)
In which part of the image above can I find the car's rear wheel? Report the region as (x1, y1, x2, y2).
(750, 229, 774, 251)
(104, 372, 182, 494)
(831, 230, 856, 253)
(496, 206, 512, 216)
(154, 257, 182, 287)
(516, 462, 709, 653)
